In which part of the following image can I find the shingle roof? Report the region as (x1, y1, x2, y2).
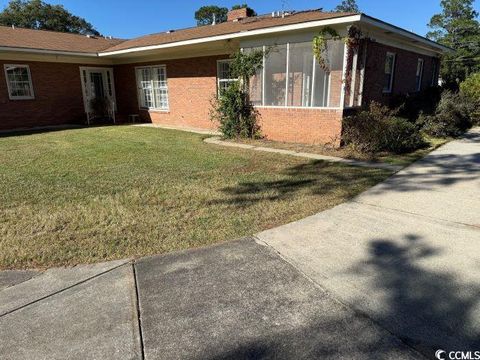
(0, 25, 124, 53)
(103, 11, 355, 53)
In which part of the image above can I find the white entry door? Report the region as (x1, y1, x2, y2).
(80, 67, 116, 114)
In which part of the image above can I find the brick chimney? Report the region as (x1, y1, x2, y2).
(227, 8, 249, 22)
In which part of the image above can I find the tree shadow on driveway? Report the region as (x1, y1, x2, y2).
(346, 234, 480, 357)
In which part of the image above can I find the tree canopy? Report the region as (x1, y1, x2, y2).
(427, 0, 480, 86)
(334, 0, 360, 13)
(194, 5, 228, 26)
(0, 0, 100, 35)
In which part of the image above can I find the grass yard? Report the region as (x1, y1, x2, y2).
(0, 126, 391, 269)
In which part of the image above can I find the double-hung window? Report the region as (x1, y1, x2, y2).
(415, 58, 424, 91)
(383, 53, 396, 93)
(136, 66, 169, 110)
(4, 64, 34, 100)
(217, 60, 237, 95)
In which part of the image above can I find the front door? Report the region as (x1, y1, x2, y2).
(80, 67, 116, 115)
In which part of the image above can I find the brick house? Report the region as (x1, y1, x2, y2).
(0, 9, 448, 144)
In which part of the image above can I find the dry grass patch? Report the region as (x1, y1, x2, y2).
(0, 126, 391, 269)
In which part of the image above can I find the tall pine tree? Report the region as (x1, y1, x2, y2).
(427, 0, 480, 87)
(334, 0, 360, 13)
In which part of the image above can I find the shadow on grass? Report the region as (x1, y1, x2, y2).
(0, 124, 87, 138)
(209, 161, 390, 207)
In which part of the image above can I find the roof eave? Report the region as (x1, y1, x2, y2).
(99, 14, 363, 57)
(358, 14, 452, 53)
(0, 46, 100, 57)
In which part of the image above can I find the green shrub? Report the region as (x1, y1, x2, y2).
(210, 49, 264, 139)
(389, 86, 443, 122)
(210, 82, 260, 139)
(420, 91, 474, 137)
(460, 73, 480, 124)
(343, 102, 426, 154)
(460, 73, 480, 101)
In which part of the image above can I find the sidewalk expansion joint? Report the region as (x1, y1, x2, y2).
(0, 260, 132, 318)
(132, 262, 146, 360)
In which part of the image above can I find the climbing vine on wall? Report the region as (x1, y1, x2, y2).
(313, 25, 364, 71)
(313, 25, 365, 104)
(312, 27, 342, 72)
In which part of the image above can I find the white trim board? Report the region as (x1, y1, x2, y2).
(99, 14, 448, 57)
(99, 15, 363, 56)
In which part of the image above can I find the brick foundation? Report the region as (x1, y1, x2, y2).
(257, 107, 343, 145)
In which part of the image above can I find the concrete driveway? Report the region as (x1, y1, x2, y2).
(1, 129, 479, 359)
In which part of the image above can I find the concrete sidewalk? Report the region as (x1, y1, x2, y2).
(1, 129, 478, 359)
(258, 128, 480, 357)
(0, 240, 419, 360)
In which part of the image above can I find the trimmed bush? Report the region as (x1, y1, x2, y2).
(343, 102, 426, 154)
(420, 91, 475, 137)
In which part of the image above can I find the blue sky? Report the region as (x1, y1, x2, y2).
(0, 0, 479, 39)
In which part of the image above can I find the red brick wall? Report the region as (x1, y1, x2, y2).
(258, 107, 343, 145)
(115, 55, 344, 145)
(362, 40, 439, 106)
(113, 55, 227, 131)
(0, 60, 88, 130)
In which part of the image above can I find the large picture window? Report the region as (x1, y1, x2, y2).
(4, 64, 34, 100)
(383, 52, 396, 93)
(244, 40, 343, 108)
(136, 66, 169, 110)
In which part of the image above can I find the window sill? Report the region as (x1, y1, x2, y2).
(9, 97, 35, 101)
(254, 105, 341, 110)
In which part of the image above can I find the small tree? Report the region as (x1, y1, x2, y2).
(334, 0, 360, 13)
(194, 5, 228, 26)
(211, 49, 265, 139)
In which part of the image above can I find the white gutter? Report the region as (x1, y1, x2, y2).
(359, 14, 452, 53)
(0, 46, 99, 57)
(99, 15, 363, 56)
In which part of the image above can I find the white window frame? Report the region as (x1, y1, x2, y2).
(4, 64, 35, 100)
(383, 52, 396, 94)
(135, 65, 169, 111)
(416, 58, 424, 92)
(216, 59, 238, 95)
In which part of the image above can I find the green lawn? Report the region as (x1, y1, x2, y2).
(0, 126, 391, 269)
